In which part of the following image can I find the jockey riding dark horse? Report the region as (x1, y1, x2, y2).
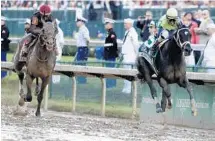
(136, 8, 197, 116)
(19, 4, 58, 62)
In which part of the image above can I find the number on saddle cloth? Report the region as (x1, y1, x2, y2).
(138, 44, 149, 53)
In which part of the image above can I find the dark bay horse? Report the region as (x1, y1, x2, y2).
(136, 27, 197, 116)
(13, 20, 57, 116)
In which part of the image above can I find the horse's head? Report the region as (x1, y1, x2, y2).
(39, 19, 57, 52)
(174, 28, 192, 56)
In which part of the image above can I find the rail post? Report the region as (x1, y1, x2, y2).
(44, 85, 49, 111)
(131, 80, 137, 119)
(72, 76, 77, 112)
(101, 77, 106, 117)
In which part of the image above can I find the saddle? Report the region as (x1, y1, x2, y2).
(138, 39, 169, 75)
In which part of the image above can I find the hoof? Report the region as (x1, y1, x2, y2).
(156, 107, 163, 113)
(192, 110, 198, 116)
(24, 95, 32, 102)
(167, 104, 172, 109)
(35, 111, 41, 117)
(18, 98, 25, 106)
(156, 103, 163, 113)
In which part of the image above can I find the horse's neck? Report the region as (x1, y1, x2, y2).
(33, 42, 51, 61)
(166, 38, 183, 64)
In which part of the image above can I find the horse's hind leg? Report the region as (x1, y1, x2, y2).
(178, 77, 197, 116)
(35, 78, 40, 96)
(146, 76, 162, 113)
(35, 76, 50, 117)
(158, 77, 172, 109)
(25, 74, 34, 102)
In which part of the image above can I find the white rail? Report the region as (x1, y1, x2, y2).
(2, 61, 215, 118)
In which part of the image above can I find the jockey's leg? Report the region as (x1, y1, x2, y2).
(149, 30, 169, 58)
(19, 35, 34, 62)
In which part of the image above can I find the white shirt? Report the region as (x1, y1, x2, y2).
(121, 27, 139, 63)
(76, 25, 90, 47)
(204, 33, 215, 62)
(56, 26, 65, 61)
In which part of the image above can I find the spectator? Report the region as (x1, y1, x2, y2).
(87, 1, 98, 21)
(1, 16, 10, 79)
(192, 10, 201, 27)
(136, 11, 153, 42)
(24, 18, 31, 34)
(202, 24, 215, 73)
(121, 18, 139, 94)
(108, 0, 122, 20)
(1, 16, 10, 52)
(195, 10, 214, 44)
(75, 16, 90, 84)
(184, 12, 200, 67)
(103, 18, 118, 88)
(55, 19, 64, 61)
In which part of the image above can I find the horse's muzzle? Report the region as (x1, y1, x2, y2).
(184, 44, 193, 56)
(46, 45, 54, 51)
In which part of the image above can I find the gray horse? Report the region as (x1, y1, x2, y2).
(13, 20, 57, 116)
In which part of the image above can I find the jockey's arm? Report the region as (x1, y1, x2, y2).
(30, 16, 42, 36)
(29, 24, 42, 36)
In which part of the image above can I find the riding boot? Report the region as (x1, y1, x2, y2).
(19, 36, 33, 62)
(19, 43, 29, 62)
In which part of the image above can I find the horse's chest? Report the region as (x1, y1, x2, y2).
(163, 66, 185, 82)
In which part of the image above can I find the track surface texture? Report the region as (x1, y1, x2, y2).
(1, 105, 215, 141)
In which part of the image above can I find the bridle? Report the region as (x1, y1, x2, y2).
(173, 28, 190, 49)
(35, 26, 55, 62)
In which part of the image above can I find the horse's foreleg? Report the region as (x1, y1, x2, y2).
(161, 90, 167, 112)
(146, 76, 162, 113)
(25, 74, 34, 102)
(35, 78, 40, 96)
(178, 77, 197, 116)
(158, 77, 172, 109)
(18, 71, 25, 106)
(35, 76, 50, 117)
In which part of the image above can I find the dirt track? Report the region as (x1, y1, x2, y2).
(1, 105, 215, 141)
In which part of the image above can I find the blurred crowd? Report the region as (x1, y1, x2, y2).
(2, 0, 215, 9)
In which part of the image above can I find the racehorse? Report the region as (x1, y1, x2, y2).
(13, 19, 57, 116)
(136, 27, 197, 116)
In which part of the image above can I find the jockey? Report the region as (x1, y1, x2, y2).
(139, 21, 157, 53)
(149, 8, 181, 58)
(19, 4, 58, 62)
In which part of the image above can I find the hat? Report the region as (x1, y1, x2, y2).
(1, 16, 6, 21)
(149, 21, 156, 27)
(25, 18, 31, 24)
(76, 16, 87, 23)
(104, 18, 115, 24)
(124, 18, 134, 24)
(56, 19, 60, 25)
(207, 24, 215, 29)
